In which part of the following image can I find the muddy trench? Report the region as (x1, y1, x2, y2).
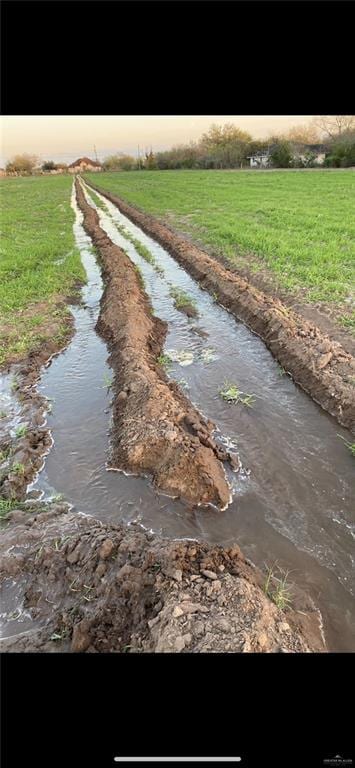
(1, 178, 354, 652)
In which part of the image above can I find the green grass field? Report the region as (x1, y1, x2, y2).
(86, 169, 355, 324)
(0, 176, 85, 366)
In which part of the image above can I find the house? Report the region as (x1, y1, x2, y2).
(0, 168, 6, 177)
(247, 143, 328, 168)
(247, 149, 271, 168)
(293, 144, 327, 165)
(68, 157, 102, 173)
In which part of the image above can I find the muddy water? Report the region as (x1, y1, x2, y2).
(3, 180, 354, 650)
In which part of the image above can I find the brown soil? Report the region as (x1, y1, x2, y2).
(0, 504, 325, 653)
(86, 179, 355, 434)
(75, 179, 235, 509)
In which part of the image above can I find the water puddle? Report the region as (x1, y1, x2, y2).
(1, 179, 354, 651)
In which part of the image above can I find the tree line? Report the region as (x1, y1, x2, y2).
(4, 117, 355, 175)
(101, 117, 355, 171)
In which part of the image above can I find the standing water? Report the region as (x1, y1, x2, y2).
(17, 181, 355, 650)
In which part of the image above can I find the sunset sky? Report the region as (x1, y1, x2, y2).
(1, 115, 315, 166)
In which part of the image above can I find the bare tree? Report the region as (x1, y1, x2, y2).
(286, 123, 321, 144)
(6, 153, 39, 174)
(312, 116, 355, 140)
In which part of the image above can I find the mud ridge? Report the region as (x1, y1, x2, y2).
(75, 179, 234, 509)
(0, 505, 325, 653)
(86, 179, 355, 434)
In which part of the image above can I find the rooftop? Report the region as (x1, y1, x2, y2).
(68, 157, 102, 168)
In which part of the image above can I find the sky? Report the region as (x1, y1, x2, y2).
(0, 115, 315, 167)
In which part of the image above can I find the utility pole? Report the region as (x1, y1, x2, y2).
(94, 145, 98, 163)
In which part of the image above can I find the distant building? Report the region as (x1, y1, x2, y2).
(247, 143, 328, 168)
(68, 157, 102, 173)
(0, 168, 6, 176)
(247, 149, 271, 168)
(293, 143, 327, 166)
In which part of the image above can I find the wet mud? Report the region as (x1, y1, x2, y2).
(0, 505, 323, 653)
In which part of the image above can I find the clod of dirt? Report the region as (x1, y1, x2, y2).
(75, 179, 233, 509)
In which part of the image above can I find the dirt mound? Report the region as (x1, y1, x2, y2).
(0, 505, 324, 653)
(75, 179, 233, 508)
(86, 179, 355, 434)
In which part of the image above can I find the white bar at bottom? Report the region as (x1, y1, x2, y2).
(114, 759, 242, 763)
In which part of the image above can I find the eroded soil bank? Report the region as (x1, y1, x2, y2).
(86, 179, 355, 434)
(75, 179, 234, 508)
(0, 327, 75, 502)
(0, 504, 323, 653)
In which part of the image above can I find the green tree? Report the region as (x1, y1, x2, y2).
(324, 133, 355, 167)
(200, 123, 252, 168)
(269, 140, 293, 168)
(41, 160, 57, 171)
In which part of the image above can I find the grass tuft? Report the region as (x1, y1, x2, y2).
(337, 434, 355, 457)
(12, 461, 25, 476)
(263, 562, 293, 610)
(15, 425, 27, 438)
(157, 353, 172, 369)
(219, 381, 256, 407)
(169, 286, 197, 313)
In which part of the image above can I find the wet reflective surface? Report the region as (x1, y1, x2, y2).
(2, 181, 354, 650)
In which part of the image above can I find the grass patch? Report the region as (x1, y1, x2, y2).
(131, 238, 156, 266)
(338, 313, 355, 330)
(169, 286, 197, 312)
(12, 461, 25, 475)
(157, 353, 172, 369)
(337, 434, 355, 457)
(0, 176, 86, 367)
(263, 562, 293, 610)
(219, 381, 256, 406)
(85, 187, 109, 212)
(134, 264, 145, 287)
(0, 497, 17, 519)
(86, 169, 355, 310)
(15, 425, 27, 438)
